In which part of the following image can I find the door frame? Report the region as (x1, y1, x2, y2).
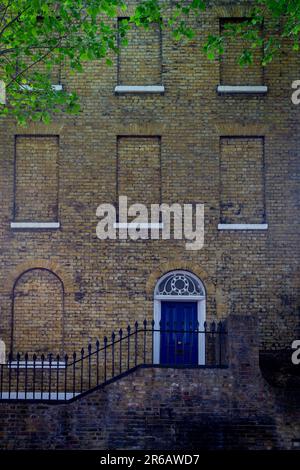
(153, 269, 206, 366)
(153, 299, 206, 365)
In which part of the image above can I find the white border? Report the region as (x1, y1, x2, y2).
(217, 85, 268, 94)
(114, 85, 165, 94)
(218, 223, 268, 230)
(10, 222, 60, 229)
(153, 271, 206, 366)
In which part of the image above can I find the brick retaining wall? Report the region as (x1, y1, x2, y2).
(0, 315, 298, 450)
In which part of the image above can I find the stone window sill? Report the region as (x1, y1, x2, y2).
(114, 85, 165, 94)
(217, 85, 268, 94)
(10, 222, 60, 229)
(20, 84, 63, 92)
(8, 361, 66, 369)
(114, 223, 164, 229)
(0, 392, 77, 400)
(218, 223, 268, 230)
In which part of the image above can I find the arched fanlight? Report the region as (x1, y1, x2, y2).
(155, 271, 205, 297)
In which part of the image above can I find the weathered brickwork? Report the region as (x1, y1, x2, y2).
(0, 0, 299, 449)
(220, 18, 263, 85)
(118, 19, 161, 85)
(220, 137, 265, 223)
(117, 136, 161, 209)
(0, 1, 298, 354)
(14, 136, 59, 222)
(0, 316, 298, 450)
(12, 269, 64, 356)
(20, 51, 61, 84)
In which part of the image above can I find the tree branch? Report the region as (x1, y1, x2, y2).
(0, 47, 14, 55)
(0, 0, 14, 28)
(6, 39, 66, 87)
(0, 5, 30, 38)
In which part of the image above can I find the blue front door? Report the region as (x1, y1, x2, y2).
(160, 301, 198, 365)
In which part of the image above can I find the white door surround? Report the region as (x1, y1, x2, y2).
(153, 270, 206, 365)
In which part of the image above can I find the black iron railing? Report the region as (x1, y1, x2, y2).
(0, 320, 227, 402)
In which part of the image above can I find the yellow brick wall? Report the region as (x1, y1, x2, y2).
(220, 137, 265, 223)
(20, 50, 61, 82)
(117, 136, 161, 209)
(220, 18, 263, 85)
(14, 136, 59, 222)
(0, 2, 299, 356)
(118, 19, 161, 85)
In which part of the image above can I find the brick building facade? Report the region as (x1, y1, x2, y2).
(0, 0, 299, 449)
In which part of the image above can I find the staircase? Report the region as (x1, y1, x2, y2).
(0, 320, 227, 402)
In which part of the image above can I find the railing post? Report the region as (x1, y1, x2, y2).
(88, 343, 92, 389)
(204, 321, 207, 365)
(96, 340, 100, 386)
(181, 322, 186, 364)
(0, 361, 3, 399)
(143, 320, 147, 364)
(119, 329, 123, 374)
(127, 325, 131, 371)
(217, 321, 222, 366)
(24, 352, 28, 400)
(195, 321, 199, 366)
(41, 354, 45, 400)
(80, 348, 84, 394)
(104, 336, 107, 382)
(134, 321, 138, 367)
(8, 352, 12, 399)
(56, 354, 60, 400)
(174, 320, 178, 364)
(72, 352, 76, 398)
(16, 352, 20, 399)
(64, 354, 68, 401)
(151, 320, 155, 364)
(33, 354, 37, 400)
(211, 321, 216, 365)
(111, 332, 115, 378)
(166, 320, 170, 365)
(188, 320, 192, 365)
(48, 353, 52, 400)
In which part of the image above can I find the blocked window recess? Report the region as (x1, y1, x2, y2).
(17, 52, 63, 91)
(12, 269, 64, 357)
(219, 18, 265, 93)
(13, 135, 59, 225)
(219, 137, 266, 225)
(116, 18, 163, 93)
(116, 136, 161, 222)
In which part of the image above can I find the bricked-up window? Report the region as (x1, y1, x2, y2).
(118, 18, 162, 85)
(117, 136, 161, 217)
(14, 136, 59, 222)
(18, 50, 61, 84)
(220, 18, 263, 85)
(12, 269, 64, 356)
(220, 137, 265, 223)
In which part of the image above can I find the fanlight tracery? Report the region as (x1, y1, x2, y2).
(155, 271, 204, 297)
